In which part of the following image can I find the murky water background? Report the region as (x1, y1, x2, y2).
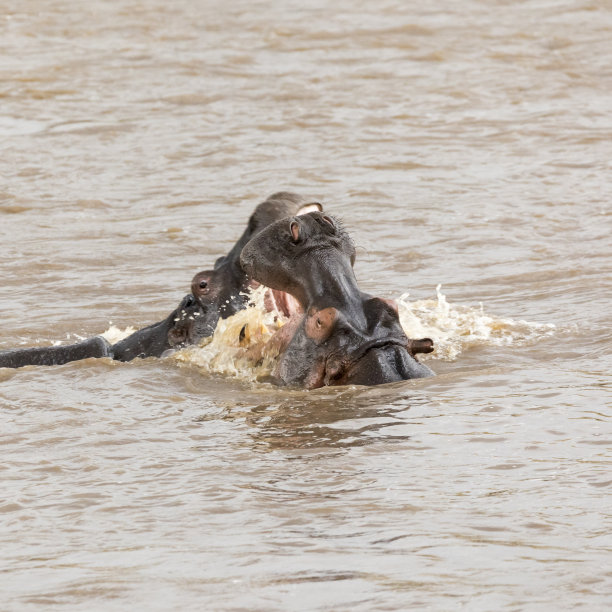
(1, 1, 611, 609)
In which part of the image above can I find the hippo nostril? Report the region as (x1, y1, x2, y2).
(199, 280, 208, 289)
(184, 295, 195, 308)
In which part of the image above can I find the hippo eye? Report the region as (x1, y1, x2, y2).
(322, 215, 335, 228)
(316, 318, 322, 327)
(199, 280, 208, 289)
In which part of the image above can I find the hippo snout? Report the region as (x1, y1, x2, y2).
(338, 343, 434, 386)
(239, 246, 255, 277)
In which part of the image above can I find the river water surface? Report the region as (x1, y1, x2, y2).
(1, 1, 611, 610)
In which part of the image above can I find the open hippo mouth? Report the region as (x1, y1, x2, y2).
(324, 337, 431, 387)
(258, 285, 303, 319)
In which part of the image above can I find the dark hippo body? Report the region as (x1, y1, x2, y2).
(0, 336, 112, 369)
(0, 294, 205, 368)
(240, 211, 434, 388)
(0, 192, 320, 369)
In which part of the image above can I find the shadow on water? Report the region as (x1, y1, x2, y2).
(196, 379, 435, 451)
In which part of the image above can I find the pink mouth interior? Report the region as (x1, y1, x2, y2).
(247, 279, 303, 319)
(265, 288, 303, 318)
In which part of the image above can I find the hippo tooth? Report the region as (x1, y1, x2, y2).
(174, 318, 180, 322)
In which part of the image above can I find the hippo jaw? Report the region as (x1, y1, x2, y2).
(324, 339, 434, 387)
(166, 294, 220, 349)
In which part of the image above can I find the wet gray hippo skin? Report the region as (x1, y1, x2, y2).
(0, 336, 112, 369)
(110, 293, 212, 361)
(0, 291, 210, 368)
(240, 211, 434, 388)
(0, 192, 319, 369)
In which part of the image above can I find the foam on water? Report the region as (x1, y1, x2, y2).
(101, 324, 137, 344)
(398, 285, 556, 361)
(25, 287, 553, 370)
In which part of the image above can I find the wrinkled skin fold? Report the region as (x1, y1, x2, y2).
(240, 211, 434, 388)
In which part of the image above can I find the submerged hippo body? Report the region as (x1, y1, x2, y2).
(240, 212, 434, 388)
(0, 192, 320, 369)
(0, 336, 112, 369)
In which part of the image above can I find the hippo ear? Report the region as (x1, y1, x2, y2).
(296, 202, 323, 215)
(290, 220, 300, 243)
(304, 307, 338, 343)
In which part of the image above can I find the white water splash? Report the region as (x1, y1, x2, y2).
(97, 286, 555, 378)
(398, 285, 555, 361)
(101, 324, 137, 344)
(172, 286, 288, 380)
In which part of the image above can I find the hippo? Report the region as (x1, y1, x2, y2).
(113, 192, 319, 361)
(190, 192, 319, 322)
(240, 211, 434, 388)
(109, 293, 211, 361)
(0, 192, 320, 369)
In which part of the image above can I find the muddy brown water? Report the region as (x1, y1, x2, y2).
(1, 1, 611, 610)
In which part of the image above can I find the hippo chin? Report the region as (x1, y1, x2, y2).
(240, 211, 434, 388)
(0, 192, 320, 369)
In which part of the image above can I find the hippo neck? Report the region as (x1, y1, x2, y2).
(216, 260, 250, 317)
(215, 233, 250, 274)
(223, 230, 252, 270)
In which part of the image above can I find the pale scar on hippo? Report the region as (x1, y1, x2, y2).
(0, 192, 320, 369)
(240, 211, 434, 388)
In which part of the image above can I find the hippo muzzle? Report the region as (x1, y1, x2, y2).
(340, 344, 433, 386)
(324, 338, 433, 387)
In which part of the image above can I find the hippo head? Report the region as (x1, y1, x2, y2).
(240, 211, 356, 306)
(219, 192, 323, 271)
(240, 211, 433, 388)
(191, 268, 246, 320)
(296, 298, 434, 388)
(189, 195, 324, 338)
(110, 292, 218, 361)
(166, 293, 220, 349)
